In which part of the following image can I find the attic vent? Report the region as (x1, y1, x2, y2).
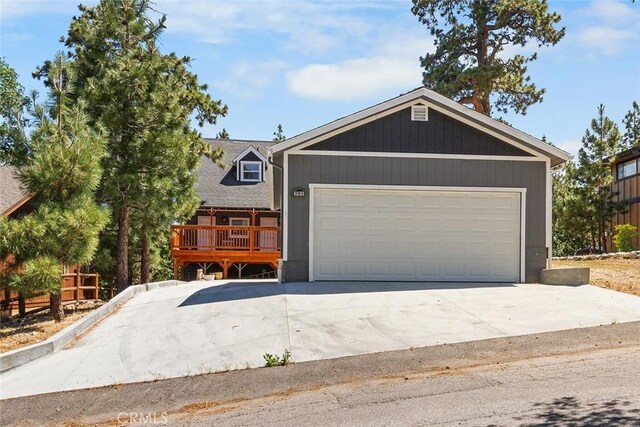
(411, 105, 428, 121)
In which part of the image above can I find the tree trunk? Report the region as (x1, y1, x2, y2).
(50, 293, 64, 322)
(116, 203, 130, 292)
(140, 234, 150, 284)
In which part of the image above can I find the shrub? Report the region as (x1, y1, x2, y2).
(613, 224, 637, 252)
(263, 350, 292, 367)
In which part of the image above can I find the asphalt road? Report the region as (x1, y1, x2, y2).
(169, 346, 640, 426)
(2, 322, 639, 426)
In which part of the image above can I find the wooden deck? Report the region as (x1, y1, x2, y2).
(170, 225, 281, 278)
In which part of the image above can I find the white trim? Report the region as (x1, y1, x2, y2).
(307, 184, 527, 283)
(295, 150, 545, 162)
(239, 161, 263, 182)
(520, 190, 527, 283)
(308, 185, 315, 280)
(545, 158, 552, 269)
(232, 145, 267, 164)
(272, 87, 571, 162)
(282, 152, 289, 260)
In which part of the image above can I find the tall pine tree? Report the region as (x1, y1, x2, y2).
(58, 0, 227, 289)
(411, 0, 565, 116)
(0, 54, 108, 321)
(621, 101, 639, 149)
(571, 105, 624, 252)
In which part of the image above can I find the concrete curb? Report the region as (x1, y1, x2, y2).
(0, 280, 186, 373)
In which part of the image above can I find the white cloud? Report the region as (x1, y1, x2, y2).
(286, 34, 433, 102)
(556, 139, 582, 157)
(576, 26, 638, 56)
(156, 0, 382, 55)
(0, 0, 87, 19)
(574, 0, 640, 56)
(213, 59, 288, 100)
(585, 0, 637, 24)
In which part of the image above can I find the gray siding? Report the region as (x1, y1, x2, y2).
(284, 155, 546, 283)
(305, 107, 532, 157)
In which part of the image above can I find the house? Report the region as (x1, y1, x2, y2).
(606, 146, 640, 250)
(270, 87, 571, 283)
(0, 165, 32, 218)
(1, 166, 98, 317)
(170, 139, 281, 280)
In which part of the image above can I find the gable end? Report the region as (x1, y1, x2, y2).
(302, 107, 533, 157)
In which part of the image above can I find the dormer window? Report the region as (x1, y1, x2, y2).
(240, 161, 262, 182)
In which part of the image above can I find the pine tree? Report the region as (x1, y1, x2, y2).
(411, 0, 565, 116)
(621, 101, 639, 149)
(273, 124, 286, 142)
(216, 128, 230, 139)
(0, 54, 108, 321)
(0, 59, 32, 165)
(59, 0, 227, 289)
(571, 105, 624, 252)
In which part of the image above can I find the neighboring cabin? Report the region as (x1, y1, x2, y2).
(270, 87, 571, 283)
(0, 166, 98, 317)
(606, 147, 640, 250)
(170, 139, 281, 280)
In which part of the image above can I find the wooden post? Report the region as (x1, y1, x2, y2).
(222, 259, 229, 279)
(74, 270, 80, 302)
(173, 259, 179, 280)
(94, 273, 99, 300)
(249, 227, 254, 254)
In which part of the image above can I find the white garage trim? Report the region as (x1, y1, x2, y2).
(295, 150, 545, 162)
(308, 184, 527, 283)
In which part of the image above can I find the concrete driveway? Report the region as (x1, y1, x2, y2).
(2, 280, 640, 399)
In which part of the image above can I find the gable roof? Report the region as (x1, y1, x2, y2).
(271, 87, 571, 166)
(196, 139, 275, 209)
(232, 145, 267, 164)
(0, 166, 31, 217)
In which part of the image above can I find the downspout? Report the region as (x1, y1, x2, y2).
(268, 153, 284, 283)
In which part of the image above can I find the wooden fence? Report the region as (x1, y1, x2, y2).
(0, 271, 99, 318)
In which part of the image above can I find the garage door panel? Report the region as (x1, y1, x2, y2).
(312, 188, 521, 282)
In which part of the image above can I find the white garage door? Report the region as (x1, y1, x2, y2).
(311, 187, 522, 282)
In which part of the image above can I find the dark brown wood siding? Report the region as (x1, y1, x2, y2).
(606, 168, 640, 250)
(305, 107, 533, 156)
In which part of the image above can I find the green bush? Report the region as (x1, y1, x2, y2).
(263, 350, 292, 367)
(613, 224, 637, 252)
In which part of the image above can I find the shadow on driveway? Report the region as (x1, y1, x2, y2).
(509, 396, 640, 426)
(178, 280, 516, 307)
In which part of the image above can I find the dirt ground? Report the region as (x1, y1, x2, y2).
(554, 258, 640, 296)
(0, 304, 101, 353)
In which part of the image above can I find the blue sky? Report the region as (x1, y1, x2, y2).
(1, 0, 639, 156)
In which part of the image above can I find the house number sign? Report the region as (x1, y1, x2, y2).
(292, 188, 306, 197)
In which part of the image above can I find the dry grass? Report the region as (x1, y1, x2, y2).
(0, 305, 99, 353)
(553, 258, 640, 296)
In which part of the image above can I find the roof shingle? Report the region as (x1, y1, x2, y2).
(0, 166, 29, 216)
(196, 139, 275, 209)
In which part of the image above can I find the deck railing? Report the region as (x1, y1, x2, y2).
(171, 225, 281, 253)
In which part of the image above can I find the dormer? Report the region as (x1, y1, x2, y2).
(233, 145, 268, 182)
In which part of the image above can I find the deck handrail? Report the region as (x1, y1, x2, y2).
(171, 225, 281, 253)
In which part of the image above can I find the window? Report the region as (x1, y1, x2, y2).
(240, 161, 262, 182)
(230, 218, 250, 226)
(617, 158, 639, 180)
